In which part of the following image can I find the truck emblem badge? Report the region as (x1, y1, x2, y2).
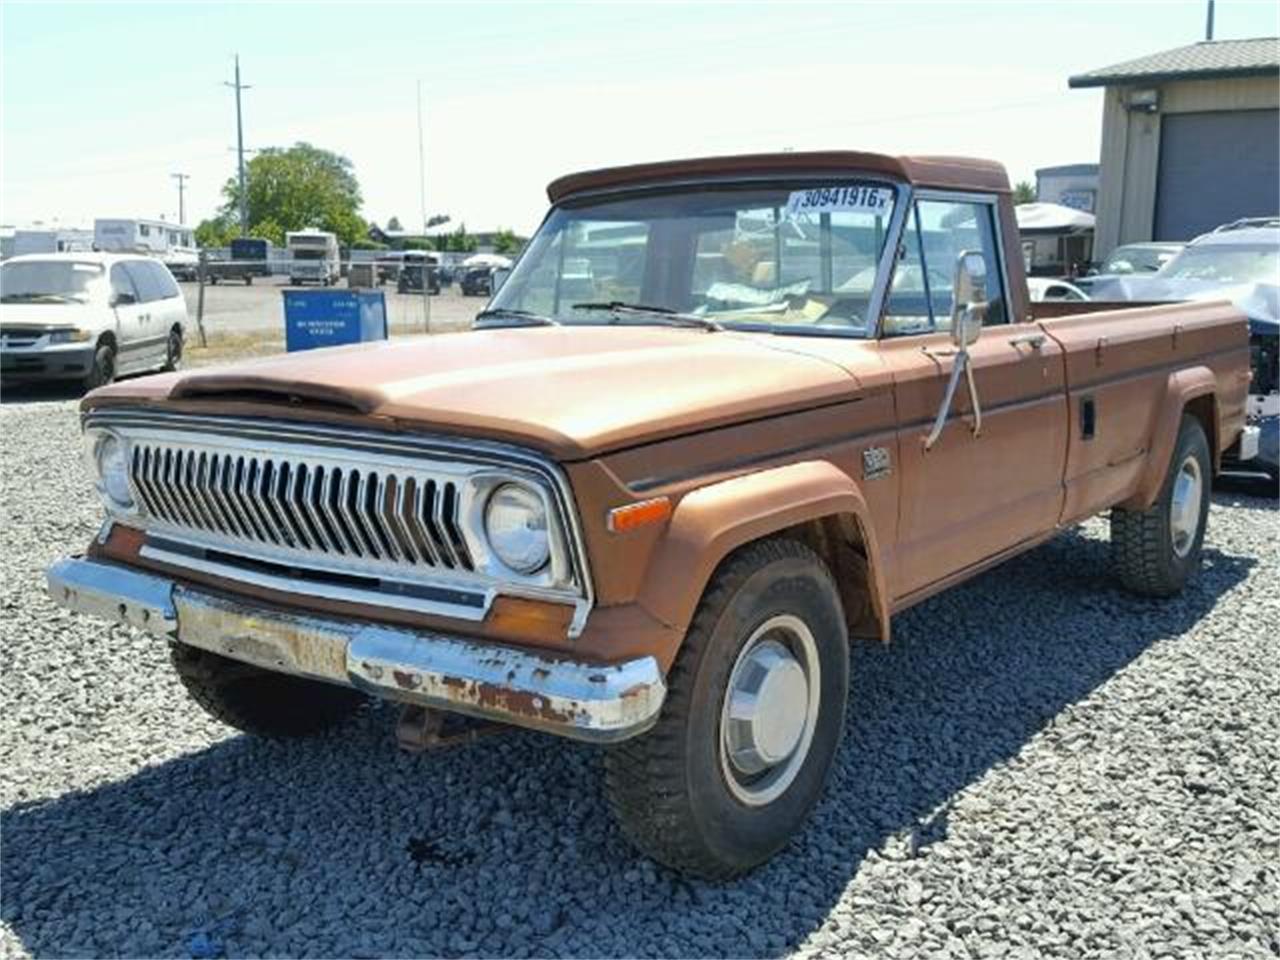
(863, 446, 892, 480)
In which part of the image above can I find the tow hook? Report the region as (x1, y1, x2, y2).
(395, 704, 510, 752)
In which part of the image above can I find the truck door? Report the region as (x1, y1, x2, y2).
(880, 194, 1068, 599)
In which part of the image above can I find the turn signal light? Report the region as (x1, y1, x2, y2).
(607, 496, 672, 533)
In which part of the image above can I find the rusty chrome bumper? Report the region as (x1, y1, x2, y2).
(46, 557, 665, 743)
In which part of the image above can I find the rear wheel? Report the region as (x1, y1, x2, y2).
(170, 644, 365, 738)
(162, 327, 183, 371)
(1112, 415, 1211, 596)
(605, 539, 849, 879)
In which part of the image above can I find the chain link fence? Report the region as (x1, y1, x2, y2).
(180, 251, 494, 354)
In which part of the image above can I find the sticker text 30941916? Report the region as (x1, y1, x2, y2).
(785, 186, 890, 219)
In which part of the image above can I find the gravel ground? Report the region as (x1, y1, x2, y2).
(180, 279, 482, 334)
(1, 394, 1277, 959)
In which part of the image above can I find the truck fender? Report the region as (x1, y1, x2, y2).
(636, 460, 891, 650)
(1122, 366, 1218, 511)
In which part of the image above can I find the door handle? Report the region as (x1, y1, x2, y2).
(1008, 333, 1045, 349)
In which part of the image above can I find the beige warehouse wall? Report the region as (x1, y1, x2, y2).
(1092, 75, 1279, 258)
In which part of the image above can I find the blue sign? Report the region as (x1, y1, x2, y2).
(282, 290, 388, 352)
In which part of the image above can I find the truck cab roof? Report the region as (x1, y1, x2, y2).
(547, 150, 1010, 203)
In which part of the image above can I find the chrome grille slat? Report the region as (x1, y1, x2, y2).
(121, 435, 531, 587)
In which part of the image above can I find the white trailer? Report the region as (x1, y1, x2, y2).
(286, 229, 340, 285)
(94, 219, 198, 279)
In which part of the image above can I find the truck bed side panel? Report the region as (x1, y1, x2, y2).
(1038, 301, 1250, 524)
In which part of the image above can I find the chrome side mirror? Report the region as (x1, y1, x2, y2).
(950, 250, 988, 350)
(924, 250, 989, 451)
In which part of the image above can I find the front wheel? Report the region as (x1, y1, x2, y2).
(170, 644, 365, 738)
(1112, 414, 1211, 596)
(81, 342, 116, 392)
(604, 538, 848, 879)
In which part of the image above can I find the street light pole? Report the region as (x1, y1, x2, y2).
(225, 55, 252, 236)
(170, 172, 189, 225)
(1205, 0, 1215, 39)
(417, 79, 431, 333)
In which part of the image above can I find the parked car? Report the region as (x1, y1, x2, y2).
(207, 238, 274, 285)
(48, 151, 1252, 880)
(1, 252, 186, 390)
(1026, 277, 1089, 302)
(1088, 226, 1278, 479)
(375, 251, 406, 285)
(459, 265, 495, 296)
(1076, 242, 1184, 294)
(396, 252, 440, 294)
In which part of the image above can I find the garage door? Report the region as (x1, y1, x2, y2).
(1154, 109, 1280, 241)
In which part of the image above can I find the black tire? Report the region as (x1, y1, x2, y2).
(1112, 415, 1211, 596)
(244, 275, 253, 285)
(604, 538, 849, 880)
(162, 327, 183, 372)
(170, 643, 365, 738)
(81, 342, 116, 391)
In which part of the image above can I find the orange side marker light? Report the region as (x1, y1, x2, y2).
(607, 496, 672, 533)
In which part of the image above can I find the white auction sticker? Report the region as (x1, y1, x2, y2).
(785, 185, 891, 218)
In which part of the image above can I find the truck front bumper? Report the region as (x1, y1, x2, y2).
(46, 557, 666, 743)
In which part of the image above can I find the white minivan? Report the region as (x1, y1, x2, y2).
(0, 253, 188, 391)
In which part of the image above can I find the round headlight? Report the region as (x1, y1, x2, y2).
(484, 483, 550, 574)
(95, 434, 134, 509)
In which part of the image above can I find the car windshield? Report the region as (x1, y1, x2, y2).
(488, 181, 899, 336)
(1102, 245, 1176, 274)
(1156, 243, 1280, 284)
(0, 261, 106, 304)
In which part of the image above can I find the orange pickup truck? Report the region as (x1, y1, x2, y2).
(48, 152, 1254, 878)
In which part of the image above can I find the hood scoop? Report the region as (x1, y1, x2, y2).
(167, 371, 381, 414)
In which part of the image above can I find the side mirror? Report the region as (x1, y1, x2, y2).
(491, 267, 511, 293)
(110, 291, 137, 307)
(950, 250, 988, 350)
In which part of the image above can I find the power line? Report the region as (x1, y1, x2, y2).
(224, 54, 252, 236)
(170, 172, 189, 225)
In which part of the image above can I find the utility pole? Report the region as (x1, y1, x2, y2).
(417, 79, 431, 333)
(224, 55, 251, 236)
(170, 172, 189, 225)
(1205, 0, 1215, 39)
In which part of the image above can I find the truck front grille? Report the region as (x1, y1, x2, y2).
(129, 442, 474, 573)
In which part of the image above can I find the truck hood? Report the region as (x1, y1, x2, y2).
(89, 326, 863, 459)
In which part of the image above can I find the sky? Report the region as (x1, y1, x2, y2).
(2, 0, 1277, 237)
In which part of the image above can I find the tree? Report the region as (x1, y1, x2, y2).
(386, 216, 403, 231)
(1013, 181, 1036, 205)
(217, 142, 367, 246)
(194, 217, 236, 248)
(444, 223, 477, 253)
(492, 228, 521, 255)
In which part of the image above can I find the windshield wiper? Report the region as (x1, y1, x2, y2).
(473, 307, 560, 328)
(571, 301, 722, 332)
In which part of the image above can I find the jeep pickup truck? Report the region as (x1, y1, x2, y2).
(48, 152, 1254, 879)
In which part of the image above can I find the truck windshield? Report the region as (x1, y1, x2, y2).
(490, 181, 898, 336)
(0, 261, 105, 304)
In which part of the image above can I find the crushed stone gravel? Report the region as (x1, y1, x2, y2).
(1, 390, 1276, 959)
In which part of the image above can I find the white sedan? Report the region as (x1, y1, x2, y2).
(1027, 277, 1090, 302)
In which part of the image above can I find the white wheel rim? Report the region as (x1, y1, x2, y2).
(719, 614, 821, 807)
(1170, 454, 1203, 558)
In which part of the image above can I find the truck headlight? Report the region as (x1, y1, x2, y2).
(484, 483, 550, 574)
(92, 434, 134, 510)
(48, 329, 91, 343)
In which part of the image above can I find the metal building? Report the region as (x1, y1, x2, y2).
(1070, 37, 1279, 257)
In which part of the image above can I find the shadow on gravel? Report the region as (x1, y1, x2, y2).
(0, 531, 1255, 958)
(0, 381, 85, 405)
